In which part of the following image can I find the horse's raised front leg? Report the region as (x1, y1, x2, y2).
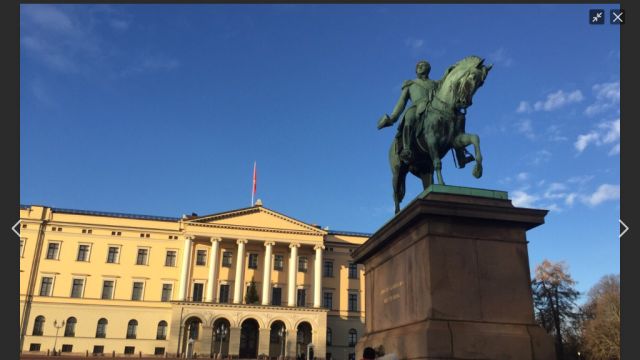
(453, 133, 483, 178)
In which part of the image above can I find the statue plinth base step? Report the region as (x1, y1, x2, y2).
(352, 187, 555, 360)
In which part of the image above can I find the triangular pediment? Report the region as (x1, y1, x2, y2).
(186, 206, 326, 235)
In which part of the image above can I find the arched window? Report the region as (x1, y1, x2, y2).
(348, 329, 357, 347)
(126, 319, 138, 339)
(32, 316, 45, 336)
(156, 320, 168, 340)
(64, 317, 77, 337)
(96, 318, 108, 338)
(326, 328, 332, 346)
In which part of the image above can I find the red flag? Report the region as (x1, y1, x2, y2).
(252, 162, 257, 204)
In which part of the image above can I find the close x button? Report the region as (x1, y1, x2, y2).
(611, 9, 624, 25)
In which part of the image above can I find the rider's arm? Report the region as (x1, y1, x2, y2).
(389, 87, 410, 122)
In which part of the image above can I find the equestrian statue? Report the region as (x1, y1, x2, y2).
(377, 56, 492, 213)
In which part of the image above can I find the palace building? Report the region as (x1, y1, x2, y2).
(19, 202, 369, 359)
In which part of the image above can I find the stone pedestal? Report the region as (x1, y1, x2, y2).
(352, 185, 555, 360)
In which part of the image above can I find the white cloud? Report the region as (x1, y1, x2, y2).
(533, 90, 584, 112)
(511, 190, 539, 208)
(546, 124, 568, 142)
(544, 183, 567, 200)
(516, 101, 532, 113)
(574, 118, 620, 155)
(110, 19, 130, 31)
(584, 81, 620, 117)
(545, 203, 562, 213)
(516, 172, 529, 182)
(510, 177, 617, 211)
(581, 184, 620, 207)
(567, 175, 594, 185)
(488, 47, 513, 67)
(575, 132, 600, 152)
(531, 149, 552, 165)
(404, 38, 424, 49)
(609, 144, 620, 155)
(517, 89, 583, 114)
(22, 5, 75, 33)
(515, 119, 535, 139)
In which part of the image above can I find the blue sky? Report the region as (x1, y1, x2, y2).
(20, 4, 620, 298)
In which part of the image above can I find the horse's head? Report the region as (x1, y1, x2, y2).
(440, 56, 492, 111)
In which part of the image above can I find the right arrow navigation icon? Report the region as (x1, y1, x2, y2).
(620, 219, 629, 238)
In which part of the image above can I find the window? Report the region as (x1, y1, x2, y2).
(348, 293, 358, 312)
(161, 284, 173, 302)
(124, 346, 135, 354)
(32, 316, 45, 336)
(61, 344, 73, 353)
(323, 292, 333, 309)
(76, 244, 90, 261)
(20, 239, 25, 257)
(101, 280, 114, 300)
(29, 344, 41, 352)
(154, 347, 165, 355)
(106, 246, 120, 263)
(81, 229, 92, 234)
(165, 250, 177, 267)
(323, 260, 334, 277)
(39, 277, 53, 296)
(136, 248, 149, 265)
(326, 328, 332, 346)
(131, 282, 144, 301)
(139, 233, 150, 238)
(222, 251, 233, 267)
(219, 284, 230, 303)
(92, 346, 104, 355)
(196, 250, 207, 266)
(95, 318, 107, 338)
(271, 287, 282, 306)
(70, 279, 84, 298)
(274, 254, 284, 271)
(156, 321, 168, 340)
(64, 317, 76, 337)
(111, 231, 121, 236)
(46, 242, 60, 260)
(126, 320, 138, 339)
(348, 329, 357, 347)
(348, 263, 358, 279)
(297, 288, 306, 307)
(192, 283, 204, 302)
(248, 253, 258, 269)
(298, 257, 308, 272)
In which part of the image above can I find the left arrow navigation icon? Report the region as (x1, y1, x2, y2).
(12, 220, 20, 237)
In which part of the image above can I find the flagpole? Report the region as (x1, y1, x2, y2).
(251, 162, 256, 206)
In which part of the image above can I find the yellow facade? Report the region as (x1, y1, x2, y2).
(19, 203, 368, 359)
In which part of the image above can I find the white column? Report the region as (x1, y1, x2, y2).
(205, 237, 222, 302)
(287, 243, 300, 307)
(178, 235, 194, 301)
(313, 244, 325, 308)
(233, 239, 248, 304)
(261, 241, 275, 305)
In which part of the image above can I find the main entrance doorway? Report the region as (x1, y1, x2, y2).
(239, 318, 259, 359)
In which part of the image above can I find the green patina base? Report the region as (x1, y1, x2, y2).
(418, 184, 508, 200)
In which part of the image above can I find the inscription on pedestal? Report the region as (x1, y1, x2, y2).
(380, 281, 404, 304)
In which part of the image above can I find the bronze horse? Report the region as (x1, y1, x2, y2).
(389, 56, 492, 213)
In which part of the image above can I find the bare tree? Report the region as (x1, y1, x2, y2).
(582, 274, 620, 360)
(532, 260, 580, 360)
